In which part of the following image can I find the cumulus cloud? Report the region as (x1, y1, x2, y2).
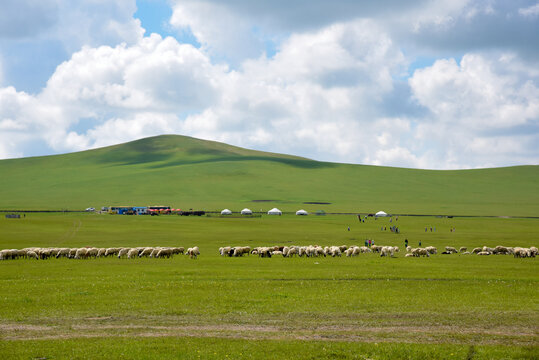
(409, 53, 539, 168)
(0, 0, 538, 169)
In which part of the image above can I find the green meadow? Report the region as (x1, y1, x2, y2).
(0, 213, 537, 359)
(0, 135, 538, 216)
(0, 135, 537, 358)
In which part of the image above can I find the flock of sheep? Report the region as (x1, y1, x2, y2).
(219, 244, 537, 258)
(1, 244, 536, 261)
(0, 246, 200, 260)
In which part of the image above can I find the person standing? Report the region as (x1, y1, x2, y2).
(405, 239, 408, 248)
(419, 240, 422, 247)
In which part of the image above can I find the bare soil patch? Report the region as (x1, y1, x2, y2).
(1, 318, 537, 346)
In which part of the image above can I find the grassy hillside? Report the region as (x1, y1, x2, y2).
(0, 134, 537, 216)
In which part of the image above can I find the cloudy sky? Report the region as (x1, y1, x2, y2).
(0, 0, 538, 168)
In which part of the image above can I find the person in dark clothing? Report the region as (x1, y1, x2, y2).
(405, 239, 408, 248)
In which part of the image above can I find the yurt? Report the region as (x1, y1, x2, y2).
(241, 208, 253, 215)
(267, 208, 282, 215)
(296, 209, 308, 216)
(375, 211, 388, 217)
(221, 209, 232, 215)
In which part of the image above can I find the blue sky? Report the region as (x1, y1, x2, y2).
(0, 0, 537, 169)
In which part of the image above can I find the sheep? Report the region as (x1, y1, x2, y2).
(477, 251, 490, 256)
(405, 253, 414, 257)
(371, 245, 382, 253)
(530, 246, 538, 257)
(27, 250, 39, 260)
(360, 246, 371, 253)
(186, 246, 200, 259)
(86, 248, 99, 258)
(68, 248, 78, 258)
(104, 248, 120, 257)
(75, 248, 88, 259)
(339, 245, 348, 252)
(425, 246, 437, 255)
(471, 247, 482, 254)
(445, 246, 458, 254)
(328, 246, 341, 257)
(39, 248, 52, 260)
(97, 248, 106, 257)
(412, 248, 429, 257)
(459, 247, 467, 253)
(380, 246, 394, 257)
(461, 251, 470, 255)
(56, 248, 71, 259)
(287, 246, 298, 257)
(117, 248, 130, 259)
(172, 247, 185, 255)
(493, 246, 511, 255)
(406, 246, 412, 253)
(314, 246, 326, 257)
(482, 246, 495, 254)
(394, 246, 400, 253)
(156, 248, 173, 258)
(139, 247, 154, 258)
(272, 250, 283, 256)
(220, 247, 232, 256)
(233, 246, 250, 257)
(282, 247, 290, 257)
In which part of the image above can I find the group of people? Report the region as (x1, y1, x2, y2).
(364, 239, 375, 247)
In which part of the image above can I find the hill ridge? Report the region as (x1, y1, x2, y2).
(0, 134, 537, 216)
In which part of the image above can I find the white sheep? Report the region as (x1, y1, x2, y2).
(425, 246, 437, 255)
(127, 248, 140, 259)
(117, 248, 130, 258)
(445, 246, 458, 254)
(75, 248, 88, 259)
(186, 246, 200, 259)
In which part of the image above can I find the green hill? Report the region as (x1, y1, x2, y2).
(0, 134, 537, 216)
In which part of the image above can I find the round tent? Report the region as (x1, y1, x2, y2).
(241, 208, 253, 215)
(296, 209, 308, 216)
(375, 211, 388, 217)
(267, 208, 282, 215)
(221, 209, 232, 215)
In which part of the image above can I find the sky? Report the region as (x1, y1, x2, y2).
(0, 0, 538, 169)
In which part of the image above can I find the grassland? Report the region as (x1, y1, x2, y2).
(0, 135, 538, 216)
(0, 213, 537, 359)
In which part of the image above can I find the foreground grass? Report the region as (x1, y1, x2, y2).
(1, 337, 537, 360)
(0, 214, 537, 358)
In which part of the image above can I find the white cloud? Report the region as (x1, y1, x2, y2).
(519, 3, 539, 17)
(0, 3, 538, 169)
(409, 53, 539, 168)
(170, 1, 265, 63)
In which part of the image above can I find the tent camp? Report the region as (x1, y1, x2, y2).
(375, 211, 389, 217)
(241, 208, 253, 215)
(267, 208, 282, 215)
(296, 209, 308, 216)
(221, 209, 232, 215)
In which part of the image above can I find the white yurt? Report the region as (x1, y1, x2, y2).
(241, 208, 253, 215)
(221, 209, 232, 215)
(267, 208, 282, 215)
(375, 211, 388, 217)
(296, 209, 308, 216)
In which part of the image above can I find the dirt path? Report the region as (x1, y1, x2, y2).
(1, 320, 537, 346)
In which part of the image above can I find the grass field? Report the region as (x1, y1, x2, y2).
(0, 135, 538, 216)
(0, 213, 537, 359)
